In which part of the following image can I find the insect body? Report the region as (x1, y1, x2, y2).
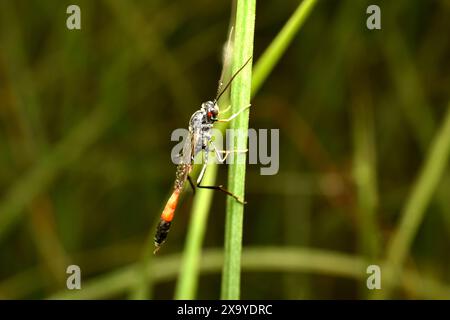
(154, 57, 252, 254)
(154, 101, 218, 250)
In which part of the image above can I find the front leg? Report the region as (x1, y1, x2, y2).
(210, 141, 248, 163)
(218, 104, 251, 122)
(197, 149, 209, 184)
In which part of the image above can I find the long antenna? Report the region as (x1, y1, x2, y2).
(214, 55, 252, 103)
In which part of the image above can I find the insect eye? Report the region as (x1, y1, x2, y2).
(207, 106, 219, 120)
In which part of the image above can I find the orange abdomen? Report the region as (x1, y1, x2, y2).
(160, 189, 180, 222)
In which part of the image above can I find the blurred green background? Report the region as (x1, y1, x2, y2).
(1, 0, 450, 299)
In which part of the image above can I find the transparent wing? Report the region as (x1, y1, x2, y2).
(216, 27, 234, 99)
(180, 130, 194, 165)
(215, 3, 236, 103)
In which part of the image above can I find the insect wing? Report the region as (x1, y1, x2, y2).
(180, 130, 194, 165)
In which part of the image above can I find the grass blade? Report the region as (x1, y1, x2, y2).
(381, 102, 450, 297)
(221, 0, 256, 300)
(252, 0, 318, 95)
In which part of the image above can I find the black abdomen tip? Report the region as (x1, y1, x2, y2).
(154, 220, 172, 252)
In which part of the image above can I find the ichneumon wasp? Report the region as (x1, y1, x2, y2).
(154, 56, 252, 254)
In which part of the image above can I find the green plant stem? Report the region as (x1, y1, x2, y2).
(221, 0, 256, 300)
(351, 97, 380, 299)
(251, 0, 318, 96)
(46, 247, 450, 300)
(174, 163, 219, 299)
(382, 103, 450, 298)
(351, 101, 379, 260)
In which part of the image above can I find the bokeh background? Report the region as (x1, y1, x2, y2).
(1, 0, 450, 299)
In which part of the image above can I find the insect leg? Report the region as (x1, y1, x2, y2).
(195, 145, 246, 204)
(196, 182, 246, 204)
(187, 175, 196, 194)
(217, 104, 251, 122)
(196, 150, 209, 185)
(210, 141, 248, 163)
